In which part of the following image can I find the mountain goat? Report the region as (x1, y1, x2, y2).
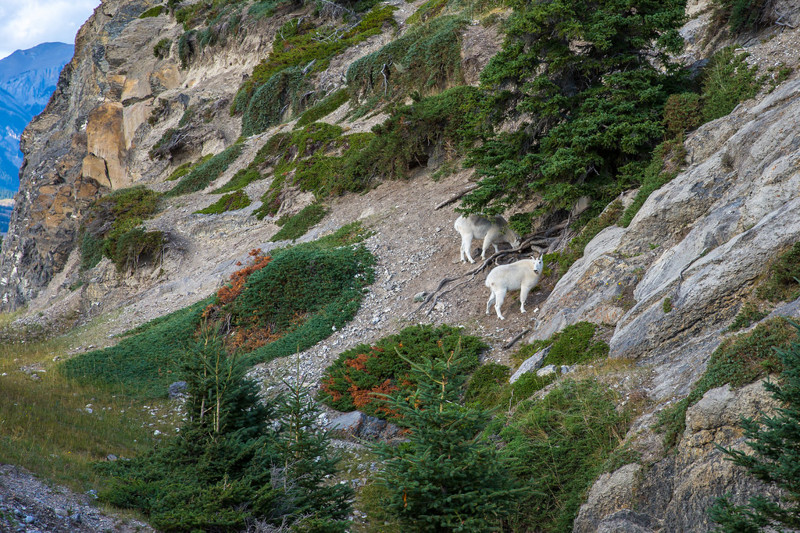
(485, 254, 544, 320)
(454, 214, 521, 263)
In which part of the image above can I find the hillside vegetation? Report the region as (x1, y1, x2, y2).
(1, 0, 799, 530)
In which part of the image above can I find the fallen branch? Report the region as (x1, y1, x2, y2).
(502, 329, 530, 350)
(435, 184, 479, 210)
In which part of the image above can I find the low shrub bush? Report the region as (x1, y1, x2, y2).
(165, 143, 243, 197)
(271, 203, 327, 241)
(501, 379, 632, 532)
(194, 190, 251, 214)
(757, 242, 800, 303)
(319, 325, 486, 418)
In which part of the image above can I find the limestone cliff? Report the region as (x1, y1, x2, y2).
(1, 0, 799, 530)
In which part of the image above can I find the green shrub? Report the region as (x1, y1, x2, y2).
(465, 362, 510, 407)
(241, 67, 309, 136)
(461, 0, 685, 216)
(714, 0, 770, 33)
(657, 317, 796, 448)
(296, 89, 350, 127)
(230, 239, 375, 359)
(80, 232, 105, 271)
(515, 321, 609, 368)
(271, 203, 327, 241)
(728, 302, 768, 332)
(373, 353, 523, 530)
(406, 0, 449, 24)
(757, 242, 800, 303)
(663, 92, 703, 138)
(663, 297, 673, 313)
(139, 5, 165, 18)
(346, 15, 467, 103)
(251, 124, 376, 219)
(80, 186, 163, 272)
(152, 38, 171, 59)
(465, 362, 558, 410)
(177, 29, 196, 68)
(498, 372, 557, 409)
(319, 325, 487, 418)
(109, 228, 164, 273)
(64, 225, 374, 398)
(233, 4, 397, 116)
(165, 143, 243, 197)
(347, 85, 485, 181)
(501, 380, 632, 532)
(709, 323, 800, 531)
(701, 47, 762, 123)
(194, 190, 251, 214)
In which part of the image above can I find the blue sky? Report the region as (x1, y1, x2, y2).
(0, 0, 101, 60)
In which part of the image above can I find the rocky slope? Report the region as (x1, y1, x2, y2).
(1, 0, 799, 530)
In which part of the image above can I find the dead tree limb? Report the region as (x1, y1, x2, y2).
(435, 184, 479, 210)
(502, 329, 530, 350)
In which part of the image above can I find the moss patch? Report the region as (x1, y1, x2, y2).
(194, 191, 251, 214)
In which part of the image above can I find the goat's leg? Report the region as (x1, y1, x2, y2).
(486, 290, 495, 315)
(494, 288, 507, 320)
(520, 283, 531, 313)
(461, 233, 475, 263)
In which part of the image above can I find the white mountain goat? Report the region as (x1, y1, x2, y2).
(454, 214, 521, 263)
(485, 254, 544, 320)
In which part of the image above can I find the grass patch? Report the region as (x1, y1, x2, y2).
(296, 88, 350, 127)
(139, 5, 165, 18)
(194, 190, 251, 214)
(657, 317, 796, 448)
(271, 203, 327, 241)
(513, 321, 609, 368)
(501, 379, 632, 532)
(0, 320, 162, 493)
(60, 300, 211, 398)
(165, 143, 243, 197)
(728, 302, 768, 332)
(318, 325, 487, 419)
(701, 46, 762, 123)
(251, 123, 376, 219)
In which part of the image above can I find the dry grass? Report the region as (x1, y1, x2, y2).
(0, 314, 175, 492)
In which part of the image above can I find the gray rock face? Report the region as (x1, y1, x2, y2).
(328, 411, 402, 441)
(574, 380, 783, 533)
(509, 346, 549, 383)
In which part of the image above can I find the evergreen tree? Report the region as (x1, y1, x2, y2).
(272, 377, 353, 532)
(372, 348, 524, 532)
(464, 0, 687, 215)
(100, 336, 351, 532)
(709, 325, 800, 531)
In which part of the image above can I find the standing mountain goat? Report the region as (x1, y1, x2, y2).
(454, 214, 521, 263)
(485, 255, 544, 320)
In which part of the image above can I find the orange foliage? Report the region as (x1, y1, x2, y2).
(344, 352, 371, 371)
(321, 377, 342, 402)
(217, 249, 272, 305)
(349, 379, 398, 412)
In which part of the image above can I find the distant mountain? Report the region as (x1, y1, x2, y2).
(0, 43, 75, 115)
(0, 42, 73, 231)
